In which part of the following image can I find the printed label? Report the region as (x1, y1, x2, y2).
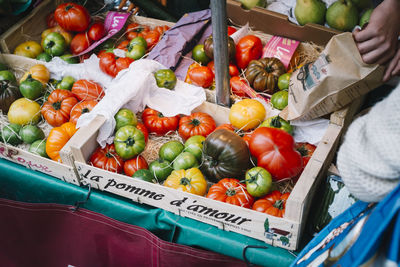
(262, 36, 300, 70)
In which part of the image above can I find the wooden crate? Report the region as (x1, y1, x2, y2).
(0, 0, 174, 54)
(66, 98, 360, 250)
(0, 54, 79, 185)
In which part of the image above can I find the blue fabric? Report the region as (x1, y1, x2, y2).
(291, 182, 400, 266)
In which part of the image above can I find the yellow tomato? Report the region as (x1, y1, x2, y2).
(8, 98, 41, 125)
(14, 41, 43, 58)
(229, 99, 266, 131)
(20, 64, 50, 85)
(164, 168, 207, 196)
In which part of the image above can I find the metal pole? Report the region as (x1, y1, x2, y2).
(210, 0, 230, 107)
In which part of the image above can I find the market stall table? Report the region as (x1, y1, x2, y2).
(0, 158, 296, 267)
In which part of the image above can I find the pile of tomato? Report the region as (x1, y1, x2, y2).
(13, 2, 170, 79)
(0, 61, 105, 163)
(88, 96, 316, 218)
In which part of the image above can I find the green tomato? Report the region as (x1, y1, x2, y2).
(184, 135, 205, 162)
(277, 73, 291, 90)
(42, 32, 66, 57)
(36, 52, 52, 62)
(129, 36, 147, 49)
(271, 90, 288, 110)
(114, 108, 137, 131)
(245, 166, 272, 198)
(173, 152, 198, 170)
(192, 44, 211, 65)
(0, 70, 16, 82)
(159, 140, 184, 162)
(154, 69, 177, 90)
(126, 44, 146, 60)
(19, 125, 45, 144)
(113, 125, 145, 160)
(259, 116, 293, 135)
(57, 76, 75, 90)
(29, 139, 49, 158)
(149, 158, 173, 182)
(19, 76, 43, 100)
(60, 54, 79, 64)
(132, 169, 154, 183)
(1, 123, 22, 146)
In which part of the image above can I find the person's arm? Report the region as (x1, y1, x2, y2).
(337, 85, 400, 202)
(353, 0, 400, 81)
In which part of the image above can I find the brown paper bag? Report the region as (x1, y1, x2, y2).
(280, 32, 385, 121)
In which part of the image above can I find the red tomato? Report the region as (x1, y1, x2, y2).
(178, 112, 216, 140)
(99, 52, 134, 77)
(227, 26, 237, 36)
(206, 178, 254, 208)
(252, 190, 290, 217)
(136, 122, 149, 143)
(71, 79, 105, 101)
(54, 2, 91, 32)
(89, 144, 124, 173)
(141, 108, 179, 135)
(242, 133, 252, 147)
(154, 25, 170, 35)
(69, 100, 98, 124)
(123, 155, 148, 176)
(188, 66, 213, 88)
(46, 12, 58, 28)
(88, 22, 106, 41)
(207, 61, 240, 78)
(41, 89, 78, 127)
(70, 32, 91, 55)
(235, 35, 263, 69)
(295, 142, 317, 168)
(230, 76, 248, 97)
(116, 40, 130, 51)
(143, 30, 160, 50)
(249, 127, 303, 181)
(126, 23, 150, 40)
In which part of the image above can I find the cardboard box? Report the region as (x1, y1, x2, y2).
(226, 0, 340, 46)
(0, 54, 79, 185)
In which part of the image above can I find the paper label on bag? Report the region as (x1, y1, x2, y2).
(76, 11, 131, 56)
(262, 36, 300, 70)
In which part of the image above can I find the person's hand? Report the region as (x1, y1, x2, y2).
(383, 42, 400, 81)
(353, 0, 400, 66)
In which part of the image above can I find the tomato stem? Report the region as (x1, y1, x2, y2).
(270, 116, 282, 128)
(180, 177, 191, 186)
(226, 187, 237, 197)
(191, 119, 201, 126)
(52, 101, 62, 110)
(126, 137, 135, 146)
(81, 107, 90, 114)
(273, 199, 284, 210)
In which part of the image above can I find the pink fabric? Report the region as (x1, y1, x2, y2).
(0, 198, 245, 267)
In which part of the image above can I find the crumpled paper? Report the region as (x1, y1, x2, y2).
(76, 59, 206, 147)
(291, 118, 330, 145)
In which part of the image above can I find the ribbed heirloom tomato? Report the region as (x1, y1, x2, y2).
(187, 66, 213, 88)
(252, 190, 290, 218)
(71, 79, 105, 101)
(41, 89, 78, 127)
(206, 178, 254, 208)
(69, 100, 98, 124)
(178, 112, 216, 140)
(141, 108, 179, 135)
(89, 144, 124, 173)
(70, 32, 91, 55)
